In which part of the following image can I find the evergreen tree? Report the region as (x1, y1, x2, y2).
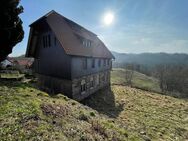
(0, 0, 24, 62)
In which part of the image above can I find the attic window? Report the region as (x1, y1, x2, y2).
(75, 34, 92, 47)
(42, 34, 51, 48)
(82, 39, 91, 47)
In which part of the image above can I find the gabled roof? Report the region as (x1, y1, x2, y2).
(26, 10, 115, 59)
(14, 59, 34, 67)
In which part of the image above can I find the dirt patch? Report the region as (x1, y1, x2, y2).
(19, 114, 40, 124)
(41, 103, 70, 117)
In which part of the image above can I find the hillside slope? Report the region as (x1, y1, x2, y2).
(83, 86, 188, 141)
(0, 81, 139, 141)
(0, 75, 188, 141)
(111, 68, 161, 93)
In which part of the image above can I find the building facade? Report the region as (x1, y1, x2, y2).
(26, 10, 114, 101)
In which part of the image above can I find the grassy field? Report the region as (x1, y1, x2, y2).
(0, 71, 25, 79)
(111, 68, 161, 93)
(83, 85, 188, 141)
(0, 69, 188, 141)
(0, 81, 140, 141)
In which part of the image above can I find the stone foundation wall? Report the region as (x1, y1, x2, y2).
(36, 70, 111, 101)
(72, 70, 111, 101)
(36, 74, 72, 98)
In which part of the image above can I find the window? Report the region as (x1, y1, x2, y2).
(103, 59, 106, 66)
(107, 59, 110, 66)
(82, 39, 91, 47)
(98, 59, 101, 67)
(87, 41, 91, 47)
(81, 80, 86, 93)
(90, 77, 94, 88)
(82, 40, 86, 46)
(83, 58, 87, 69)
(92, 58, 95, 68)
(42, 34, 51, 48)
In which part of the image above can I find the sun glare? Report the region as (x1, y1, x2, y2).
(103, 12, 114, 26)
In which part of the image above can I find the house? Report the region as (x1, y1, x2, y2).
(14, 58, 34, 69)
(26, 10, 115, 101)
(13, 58, 34, 74)
(0, 57, 14, 69)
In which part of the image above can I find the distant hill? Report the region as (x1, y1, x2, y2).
(112, 51, 188, 66)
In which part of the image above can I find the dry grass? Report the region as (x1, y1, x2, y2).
(83, 85, 188, 141)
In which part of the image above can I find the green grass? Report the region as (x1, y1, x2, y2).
(111, 68, 161, 93)
(0, 69, 188, 141)
(83, 85, 188, 141)
(82, 68, 188, 141)
(0, 80, 138, 141)
(0, 73, 25, 79)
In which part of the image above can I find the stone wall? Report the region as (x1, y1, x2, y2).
(36, 70, 111, 101)
(37, 74, 72, 98)
(72, 70, 111, 101)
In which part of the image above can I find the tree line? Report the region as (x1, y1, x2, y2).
(154, 64, 188, 97)
(114, 62, 188, 98)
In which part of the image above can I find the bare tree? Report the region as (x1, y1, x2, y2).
(154, 64, 167, 92)
(155, 64, 188, 97)
(125, 64, 134, 86)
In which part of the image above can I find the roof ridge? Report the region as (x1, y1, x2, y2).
(27, 10, 115, 59)
(44, 10, 57, 17)
(30, 10, 57, 26)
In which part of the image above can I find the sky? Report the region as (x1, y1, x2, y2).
(11, 0, 188, 56)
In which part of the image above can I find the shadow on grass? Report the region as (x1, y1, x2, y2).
(81, 86, 124, 118)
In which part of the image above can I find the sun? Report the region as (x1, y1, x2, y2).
(103, 12, 114, 26)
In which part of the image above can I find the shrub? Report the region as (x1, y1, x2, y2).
(89, 111, 95, 117)
(78, 111, 89, 122)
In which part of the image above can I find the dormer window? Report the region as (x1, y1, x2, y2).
(82, 39, 91, 47)
(76, 34, 92, 48)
